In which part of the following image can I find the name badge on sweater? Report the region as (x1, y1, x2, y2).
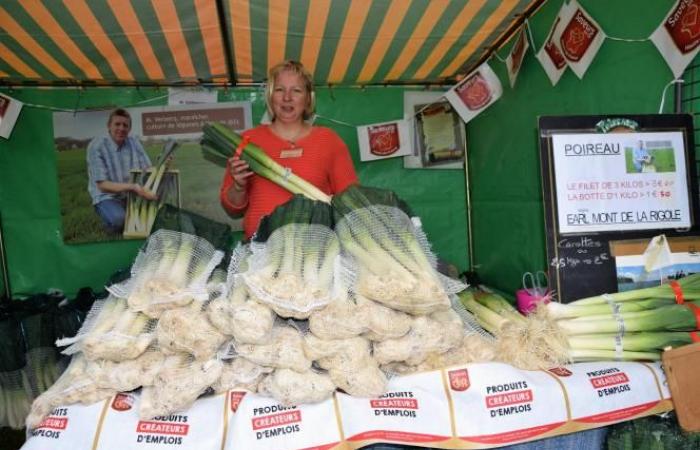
(280, 148, 303, 158)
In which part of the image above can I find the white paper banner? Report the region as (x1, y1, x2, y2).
(225, 390, 342, 450)
(22, 401, 107, 450)
(0, 93, 24, 139)
(553, 0, 607, 79)
(448, 363, 569, 446)
(535, 2, 572, 86)
(551, 131, 691, 234)
(506, 28, 530, 88)
(337, 370, 452, 447)
(651, 0, 700, 78)
(357, 119, 412, 161)
(444, 63, 502, 124)
(547, 362, 668, 424)
(94, 392, 226, 450)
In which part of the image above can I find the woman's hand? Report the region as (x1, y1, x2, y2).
(228, 156, 253, 191)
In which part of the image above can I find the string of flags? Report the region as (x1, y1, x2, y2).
(358, 0, 700, 163)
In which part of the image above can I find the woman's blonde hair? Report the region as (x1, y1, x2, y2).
(265, 60, 316, 120)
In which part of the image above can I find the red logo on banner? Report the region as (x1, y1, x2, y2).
(368, 123, 400, 156)
(545, 18, 567, 69)
(112, 393, 135, 411)
(230, 391, 246, 413)
(448, 369, 470, 391)
(665, 0, 700, 53)
(456, 72, 492, 111)
(548, 367, 573, 377)
(510, 31, 527, 74)
(559, 9, 599, 62)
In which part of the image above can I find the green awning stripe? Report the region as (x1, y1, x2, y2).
(249, 0, 269, 82)
(283, 0, 311, 65)
(123, 2, 180, 81)
(174, 1, 215, 80)
(314, 0, 352, 84)
(0, 59, 23, 80)
(369, 0, 431, 84)
(41, 1, 118, 81)
(0, 35, 56, 80)
(341, 0, 391, 84)
(426, 0, 501, 80)
(399, 0, 472, 82)
(4, 3, 87, 80)
(82, 0, 148, 81)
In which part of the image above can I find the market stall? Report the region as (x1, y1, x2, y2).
(1, 1, 699, 449)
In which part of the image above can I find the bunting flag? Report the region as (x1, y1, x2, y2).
(356, 119, 411, 162)
(506, 27, 530, 88)
(444, 62, 502, 124)
(535, 2, 571, 86)
(650, 0, 700, 78)
(0, 93, 23, 139)
(553, 0, 606, 79)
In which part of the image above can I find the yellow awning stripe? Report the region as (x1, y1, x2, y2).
(230, 0, 253, 82)
(0, 6, 70, 79)
(267, 0, 290, 72)
(106, 0, 164, 81)
(357, 0, 411, 83)
(18, 0, 102, 79)
(327, 0, 371, 83)
(152, 0, 196, 79)
(414, 0, 486, 80)
(63, 0, 133, 80)
(195, 0, 227, 77)
(385, 0, 449, 81)
(440, 0, 520, 77)
(0, 42, 39, 78)
(300, 0, 331, 76)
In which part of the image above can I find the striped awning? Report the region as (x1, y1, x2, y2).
(0, 0, 542, 87)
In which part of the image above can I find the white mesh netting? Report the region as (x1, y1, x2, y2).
(108, 229, 224, 318)
(335, 205, 465, 315)
(243, 223, 340, 319)
(56, 296, 156, 362)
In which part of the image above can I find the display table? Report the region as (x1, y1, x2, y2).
(22, 361, 671, 450)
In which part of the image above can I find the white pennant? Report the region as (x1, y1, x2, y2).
(444, 63, 502, 124)
(506, 27, 530, 88)
(650, 0, 700, 78)
(552, 0, 607, 79)
(535, 1, 572, 86)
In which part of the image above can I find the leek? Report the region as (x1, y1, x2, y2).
(568, 273, 700, 306)
(201, 123, 331, 203)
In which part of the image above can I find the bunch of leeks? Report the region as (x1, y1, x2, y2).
(124, 140, 179, 237)
(544, 274, 700, 361)
(201, 123, 330, 203)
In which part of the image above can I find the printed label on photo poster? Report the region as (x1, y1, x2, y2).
(336, 370, 451, 446)
(225, 392, 341, 450)
(95, 392, 227, 450)
(22, 401, 107, 450)
(549, 362, 670, 424)
(449, 363, 568, 445)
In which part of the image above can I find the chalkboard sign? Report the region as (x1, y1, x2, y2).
(539, 114, 699, 302)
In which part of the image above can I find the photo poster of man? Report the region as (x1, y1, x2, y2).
(551, 131, 690, 235)
(403, 91, 466, 169)
(53, 101, 252, 243)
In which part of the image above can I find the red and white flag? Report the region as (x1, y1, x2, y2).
(444, 63, 502, 124)
(356, 119, 411, 161)
(0, 93, 23, 139)
(535, 2, 572, 86)
(650, 0, 700, 78)
(506, 27, 530, 87)
(552, 0, 606, 79)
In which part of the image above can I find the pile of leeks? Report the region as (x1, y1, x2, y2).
(459, 274, 700, 363)
(545, 273, 700, 361)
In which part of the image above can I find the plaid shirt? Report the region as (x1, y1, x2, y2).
(86, 136, 151, 205)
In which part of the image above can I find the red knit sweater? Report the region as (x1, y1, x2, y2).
(220, 125, 358, 239)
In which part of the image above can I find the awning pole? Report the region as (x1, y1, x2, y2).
(0, 214, 11, 302)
